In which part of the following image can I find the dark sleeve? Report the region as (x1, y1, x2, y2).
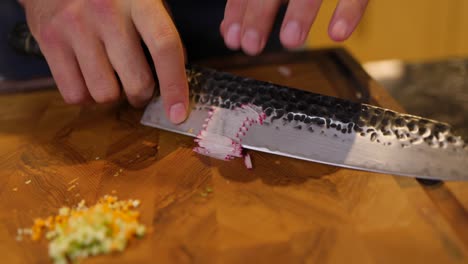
(0, 0, 51, 80)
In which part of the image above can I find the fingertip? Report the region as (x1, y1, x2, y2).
(280, 20, 303, 49)
(241, 29, 263, 56)
(169, 102, 187, 124)
(224, 23, 241, 50)
(328, 0, 369, 42)
(159, 80, 189, 124)
(329, 19, 349, 41)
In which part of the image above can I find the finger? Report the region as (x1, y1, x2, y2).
(280, 0, 323, 49)
(132, 0, 188, 124)
(71, 33, 121, 104)
(110, 33, 155, 108)
(240, 0, 282, 55)
(221, 0, 248, 50)
(329, 0, 369, 41)
(36, 24, 92, 104)
(90, 2, 155, 108)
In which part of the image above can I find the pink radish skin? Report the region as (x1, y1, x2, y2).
(193, 104, 264, 169)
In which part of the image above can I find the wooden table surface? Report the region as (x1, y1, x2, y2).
(1, 49, 468, 264)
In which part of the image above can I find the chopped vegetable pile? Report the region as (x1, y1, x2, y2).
(18, 196, 146, 264)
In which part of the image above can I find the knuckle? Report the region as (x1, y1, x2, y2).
(93, 87, 120, 104)
(125, 74, 155, 100)
(60, 7, 84, 32)
(162, 81, 187, 98)
(37, 23, 60, 46)
(153, 28, 180, 54)
(154, 37, 180, 58)
(89, 0, 115, 16)
(62, 90, 88, 105)
(137, 72, 156, 92)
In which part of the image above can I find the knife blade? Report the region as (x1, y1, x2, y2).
(141, 65, 468, 181)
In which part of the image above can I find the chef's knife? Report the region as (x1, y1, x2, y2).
(141, 65, 467, 181)
(8, 23, 467, 180)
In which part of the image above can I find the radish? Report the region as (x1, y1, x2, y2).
(244, 154, 253, 169)
(193, 104, 264, 169)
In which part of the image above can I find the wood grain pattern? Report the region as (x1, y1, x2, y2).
(0, 49, 467, 264)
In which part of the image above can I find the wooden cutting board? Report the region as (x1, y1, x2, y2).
(1, 48, 468, 264)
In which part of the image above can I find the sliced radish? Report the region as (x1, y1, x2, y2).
(193, 104, 264, 169)
(277, 65, 292, 77)
(244, 154, 253, 169)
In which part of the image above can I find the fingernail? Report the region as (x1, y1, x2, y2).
(282, 21, 302, 46)
(169, 102, 186, 124)
(331, 19, 348, 40)
(242, 29, 261, 55)
(225, 23, 241, 49)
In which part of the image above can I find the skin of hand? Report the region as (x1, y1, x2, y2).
(220, 0, 369, 55)
(21, 0, 189, 124)
(21, 0, 368, 125)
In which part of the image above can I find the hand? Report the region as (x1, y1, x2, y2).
(220, 0, 369, 55)
(22, 0, 188, 123)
